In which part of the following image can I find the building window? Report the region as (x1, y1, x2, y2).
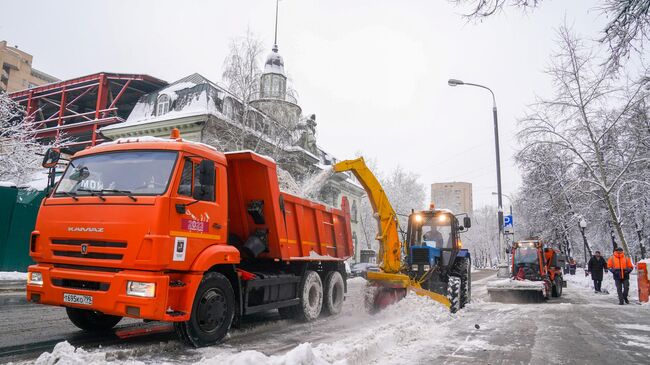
(156, 94, 170, 116)
(351, 200, 358, 223)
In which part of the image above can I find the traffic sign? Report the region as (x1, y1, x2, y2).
(504, 215, 513, 227)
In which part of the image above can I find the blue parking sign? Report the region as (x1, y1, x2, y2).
(504, 215, 513, 227)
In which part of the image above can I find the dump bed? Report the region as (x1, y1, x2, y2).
(225, 151, 353, 261)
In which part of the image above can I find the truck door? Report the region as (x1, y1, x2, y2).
(168, 156, 227, 268)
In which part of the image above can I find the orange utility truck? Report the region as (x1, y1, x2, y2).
(26, 130, 353, 347)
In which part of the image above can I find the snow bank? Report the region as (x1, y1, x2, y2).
(566, 269, 639, 298)
(0, 181, 17, 188)
(0, 271, 27, 280)
(199, 342, 345, 365)
(34, 341, 129, 365)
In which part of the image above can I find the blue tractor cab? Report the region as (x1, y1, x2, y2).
(405, 209, 472, 309)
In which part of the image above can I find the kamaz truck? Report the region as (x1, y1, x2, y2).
(26, 130, 354, 347)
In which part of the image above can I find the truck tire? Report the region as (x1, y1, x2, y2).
(453, 257, 471, 308)
(66, 307, 122, 332)
(278, 270, 323, 321)
(323, 271, 344, 315)
(175, 271, 235, 347)
(552, 276, 563, 298)
(447, 276, 461, 313)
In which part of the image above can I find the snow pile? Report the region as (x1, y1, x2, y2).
(34, 341, 132, 365)
(565, 269, 638, 298)
(0, 271, 27, 280)
(0, 181, 17, 188)
(301, 168, 334, 200)
(276, 167, 301, 195)
(197, 290, 453, 365)
(199, 343, 344, 365)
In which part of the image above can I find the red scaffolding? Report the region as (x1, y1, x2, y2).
(9, 73, 167, 150)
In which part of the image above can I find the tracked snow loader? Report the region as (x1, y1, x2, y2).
(333, 158, 472, 312)
(488, 239, 567, 302)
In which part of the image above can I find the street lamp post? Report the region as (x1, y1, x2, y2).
(449, 79, 508, 277)
(579, 218, 588, 266)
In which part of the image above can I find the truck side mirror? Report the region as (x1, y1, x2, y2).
(42, 148, 61, 168)
(193, 160, 215, 201)
(463, 217, 472, 229)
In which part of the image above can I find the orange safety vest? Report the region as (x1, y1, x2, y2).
(607, 251, 633, 279)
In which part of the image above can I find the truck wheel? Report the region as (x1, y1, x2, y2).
(298, 270, 323, 321)
(454, 257, 471, 308)
(552, 277, 563, 297)
(447, 276, 461, 313)
(278, 270, 323, 321)
(66, 307, 122, 332)
(175, 271, 235, 347)
(323, 271, 344, 315)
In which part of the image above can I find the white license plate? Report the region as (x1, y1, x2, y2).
(63, 293, 93, 306)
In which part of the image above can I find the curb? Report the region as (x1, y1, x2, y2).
(0, 293, 27, 306)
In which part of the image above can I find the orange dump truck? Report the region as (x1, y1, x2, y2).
(26, 131, 353, 346)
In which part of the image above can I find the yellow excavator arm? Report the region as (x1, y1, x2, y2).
(333, 158, 402, 274)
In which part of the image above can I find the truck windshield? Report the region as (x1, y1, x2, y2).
(514, 247, 539, 265)
(420, 214, 453, 249)
(55, 151, 178, 196)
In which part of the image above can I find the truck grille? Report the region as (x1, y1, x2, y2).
(51, 278, 110, 291)
(53, 251, 123, 260)
(411, 247, 432, 265)
(51, 239, 127, 248)
(51, 239, 126, 260)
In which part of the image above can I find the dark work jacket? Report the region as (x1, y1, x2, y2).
(588, 256, 607, 280)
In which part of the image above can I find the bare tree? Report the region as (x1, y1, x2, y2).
(451, 0, 650, 68)
(222, 28, 264, 104)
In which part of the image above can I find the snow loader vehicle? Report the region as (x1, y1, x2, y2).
(487, 239, 567, 302)
(333, 158, 472, 313)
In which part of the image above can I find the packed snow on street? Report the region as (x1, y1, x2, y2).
(15, 270, 648, 365)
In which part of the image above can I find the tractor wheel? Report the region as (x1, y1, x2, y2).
(447, 276, 461, 313)
(552, 276, 563, 298)
(66, 308, 122, 332)
(453, 257, 471, 308)
(323, 271, 345, 316)
(174, 271, 235, 347)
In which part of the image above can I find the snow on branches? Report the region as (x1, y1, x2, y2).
(515, 26, 650, 260)
(0, 92, 62, 186)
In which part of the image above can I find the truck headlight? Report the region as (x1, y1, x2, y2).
(423, 265, 431, 271)
(126, 281, 156, 298)
(28, 272, 43, 286)
(411, 265, 418, 271)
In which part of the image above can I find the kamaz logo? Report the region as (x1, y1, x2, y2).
(67, 227, 104, 233)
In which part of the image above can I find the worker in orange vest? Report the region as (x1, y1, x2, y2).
(607, 247, 634, 305)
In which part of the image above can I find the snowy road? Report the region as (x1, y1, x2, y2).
(1, 269, 649, 364)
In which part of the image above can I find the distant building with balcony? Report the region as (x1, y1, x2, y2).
(431, 182, 473, 214)
(1, 41, 58, 93)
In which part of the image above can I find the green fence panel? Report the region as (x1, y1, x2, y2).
(0, 188, 45, 272)
(0, 186, 19, 270)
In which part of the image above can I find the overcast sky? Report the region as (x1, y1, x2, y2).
(2, 0, 608, 208)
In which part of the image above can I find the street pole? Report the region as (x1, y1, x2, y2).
(449, 78, 508, 276)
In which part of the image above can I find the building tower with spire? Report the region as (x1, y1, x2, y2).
(250, 0, 301, 127)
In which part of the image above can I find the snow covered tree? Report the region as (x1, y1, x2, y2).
(516, 26, 650, 257)
(0, 92, 42, 185)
